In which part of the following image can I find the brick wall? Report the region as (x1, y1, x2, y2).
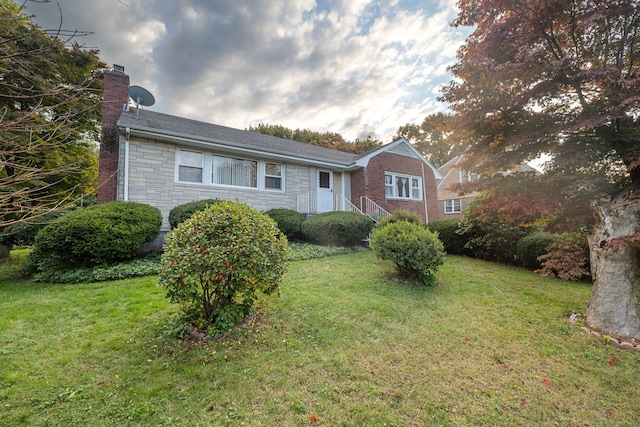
(97, 69, 129, 203)
(350, 152, 440, 223)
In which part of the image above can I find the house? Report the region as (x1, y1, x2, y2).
(98, 66, 442, 238)
(436, 154, 542, 219)
(436, 155, 482, 219)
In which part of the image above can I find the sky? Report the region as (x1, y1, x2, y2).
(19, 0, 471, 144)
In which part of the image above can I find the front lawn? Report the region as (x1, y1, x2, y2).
(0, 250, 638, 425)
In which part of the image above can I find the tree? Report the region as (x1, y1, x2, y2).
(0, 1, 104, 234)
(248, 123, 382, 154)
(394, 112, 465, 166)
(441, 0, 640, 338)
(456, 170, 614, 233)
(246, 123, 294, 140)
(352, 135, 384, 154)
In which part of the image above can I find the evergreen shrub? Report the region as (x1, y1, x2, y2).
(265, 208, 304, 239)
(168, 199, 220, 229)
(28, 201, 161, 273)
(458, 198, 528, 265)
(426, 218, 469, 255)
(376, 208, 423, 228)
(370, 221, 445, 285)
(516, 231, 558, 270)
(301, 211, 373, 247)
(159, 201, 291, 333)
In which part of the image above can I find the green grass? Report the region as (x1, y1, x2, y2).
(1, 249, 638, 426)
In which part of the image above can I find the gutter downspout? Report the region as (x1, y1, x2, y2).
(124, 127, 130, 201)
(422, 163, 429, 224)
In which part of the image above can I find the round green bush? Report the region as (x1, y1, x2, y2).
(301, 211, 373, 247)
(265, 208, 304, 239)
(168, 199, 220, 229)
(376, 208, 423, 228)
(370, 221, 445, 285)
(28, 201, 161, 272)
(159, 200, 291, 333)
(426, 218, 469, 255)
(516, 231, 559, 270)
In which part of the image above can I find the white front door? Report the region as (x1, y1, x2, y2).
(317, 170, 333, 212)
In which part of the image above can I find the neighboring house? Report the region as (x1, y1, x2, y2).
(97, 66, 442, 238)
(436, 155, 482, 219)
(436, 154, 542, 219)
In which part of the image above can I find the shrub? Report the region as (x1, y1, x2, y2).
(159, 201, 291, 333)
(370, 221, 445, 285)
(426, 218, 469, 255)
(376, 208, 423, 228)
(33, 254, 161, 284)
(28, 202, 161, 273)
(536, 233, 590, 281)
(265, 208, 304, 239)
(457, 197, 528, 265)
(516, 231, 559, 270)
(301, 211, 373, 247)
(168, 199, 220, 229)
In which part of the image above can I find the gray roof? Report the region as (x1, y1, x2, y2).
(117, 108, 360, 166)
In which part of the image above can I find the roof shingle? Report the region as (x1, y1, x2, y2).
(117, 109, 360, 166)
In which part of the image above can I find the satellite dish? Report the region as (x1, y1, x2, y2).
(128, 85, 155, 115)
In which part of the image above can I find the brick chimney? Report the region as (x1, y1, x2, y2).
(97, 65, 130, 203)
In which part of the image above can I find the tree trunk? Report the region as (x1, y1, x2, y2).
(0, 244, 9, 259)
(587, 189, 640, 339)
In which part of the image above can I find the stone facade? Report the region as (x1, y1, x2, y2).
(118, 136, 315, 231)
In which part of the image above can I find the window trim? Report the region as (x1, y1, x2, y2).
(264, 162, 283, 190)
(444, 198, 462, 214)
(212, 154, 258, 189)
(384, 172, 423, 201)
(175, 148, 285, 192)
(177, 149, 204, 183)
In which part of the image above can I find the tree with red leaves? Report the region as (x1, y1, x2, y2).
(441, 0, 640, 338)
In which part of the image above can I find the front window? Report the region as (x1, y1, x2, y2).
(411, 178, 420, 199)
(176, 148, 284, 191)
(212, 155, 257, 188)
(384, 174, 393, 197)
(265, 162, 282, 190)
(178, 150, 203, 183)
(396, 176, 410, 198)
(444, 199, 462, 214)
(384, 172, 422, 200)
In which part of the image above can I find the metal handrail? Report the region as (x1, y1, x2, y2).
(336, 193, 364, 215)
(360, 196, 390, 222)
(297, 193, 389, 224)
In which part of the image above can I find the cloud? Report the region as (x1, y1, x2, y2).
(20, 0, 470, 142)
